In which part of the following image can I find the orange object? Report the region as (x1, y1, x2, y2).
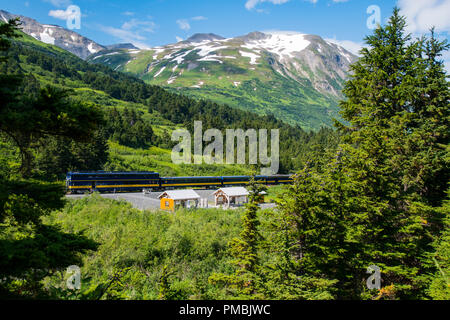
(160, 198, 175, 211)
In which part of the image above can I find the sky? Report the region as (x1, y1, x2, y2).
(0, 0, 449, 68)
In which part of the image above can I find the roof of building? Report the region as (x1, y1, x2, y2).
(214, 187, 250, 197)
(158, 189, 201, 200)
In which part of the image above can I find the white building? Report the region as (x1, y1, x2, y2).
(213, 187, 250, 207)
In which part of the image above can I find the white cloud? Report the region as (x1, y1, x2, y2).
(100, 26, 145, 41)
(122, 11, 135, 16)
(176, 19, 191, 31)
(176, 16, 207, 31)
(398, 0, 450, 34)
(245, 0, 291, 10)
(176, 36, 184, 42)
(245, 0, 348, 10)
(325, 38, 365, 56)
(100, 18, 157, 49)
(100, 25, 150, 49)
(121, 19, 156, 33)
(191, 16, 207, 21)
(397, 0, 450, 73)
(43, 0, 72, 7)
(48, 8, 72, 20)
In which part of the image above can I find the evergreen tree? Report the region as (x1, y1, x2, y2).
(209, 175, 266, 299)
(0, 19, 99, 298)
(277, 8, 449, 299)
(335, 8, 449, 299)
(427, 190, 450, 300)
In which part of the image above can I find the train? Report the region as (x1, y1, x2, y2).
(65, 171, 294, 194)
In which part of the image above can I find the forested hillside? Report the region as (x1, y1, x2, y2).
(1, 26, 339, 180)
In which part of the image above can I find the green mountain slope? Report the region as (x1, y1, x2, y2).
(88, 32, 357, 130)
(4, 30, 339, 176)
(3, 32, 250, 176)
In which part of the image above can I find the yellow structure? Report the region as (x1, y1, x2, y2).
(158, 189, 201, 211)
(160, 198, 175, 211)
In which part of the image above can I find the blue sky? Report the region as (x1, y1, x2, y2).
(1, 0, 449, 64)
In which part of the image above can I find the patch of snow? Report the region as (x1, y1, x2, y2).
(337, 46, 352, 63)
(239, 50, 260, 65)
(1, 14, 8, 23)
(154, 66, 166, 78)
(243, 32, 310, 59)
(92, 52, 120, 60)
(162, 50, 178, 60)
(198, 54, 235, 64)
(151, 47, 165, 60)
(87, 42, 98, 54)
(39, 29, 55, 45)
(191, 81, 204, 88)
(71, 35, 77, 42)
(167, 75, 177, 84)
(128, 49, 141, 54)
(198, 57, 223, 63)
(195, 44, 228, 58)
(126, 58, 136, 65)
(172, 49, 193, 64)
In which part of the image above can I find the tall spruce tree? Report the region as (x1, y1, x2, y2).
(209, 175, 266, 299)
(336, 8, 449, 299)
(275, 8, 449, 299)
(0, 19, 100, 298)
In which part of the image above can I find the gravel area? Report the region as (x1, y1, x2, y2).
(66, 189, 277, 211)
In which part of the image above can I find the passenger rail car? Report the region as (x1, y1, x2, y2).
(66, 171, 293, 194)
(66, 172, 161, 193)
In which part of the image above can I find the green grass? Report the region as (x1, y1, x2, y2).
(266, 184, 288, 203)
(106, 142, 253, 177)
(42, 194, 245, 299)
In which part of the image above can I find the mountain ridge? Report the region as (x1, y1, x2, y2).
(88, 30, 357, 129)
(2, 9, 357, 130)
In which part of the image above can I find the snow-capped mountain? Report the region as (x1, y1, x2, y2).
(186, 33, 225, 43)
(1, 8, 358, 129)
(0, 10, 105, 59)
(88, 32, 357, 129)
(105, 43, 139, 50)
